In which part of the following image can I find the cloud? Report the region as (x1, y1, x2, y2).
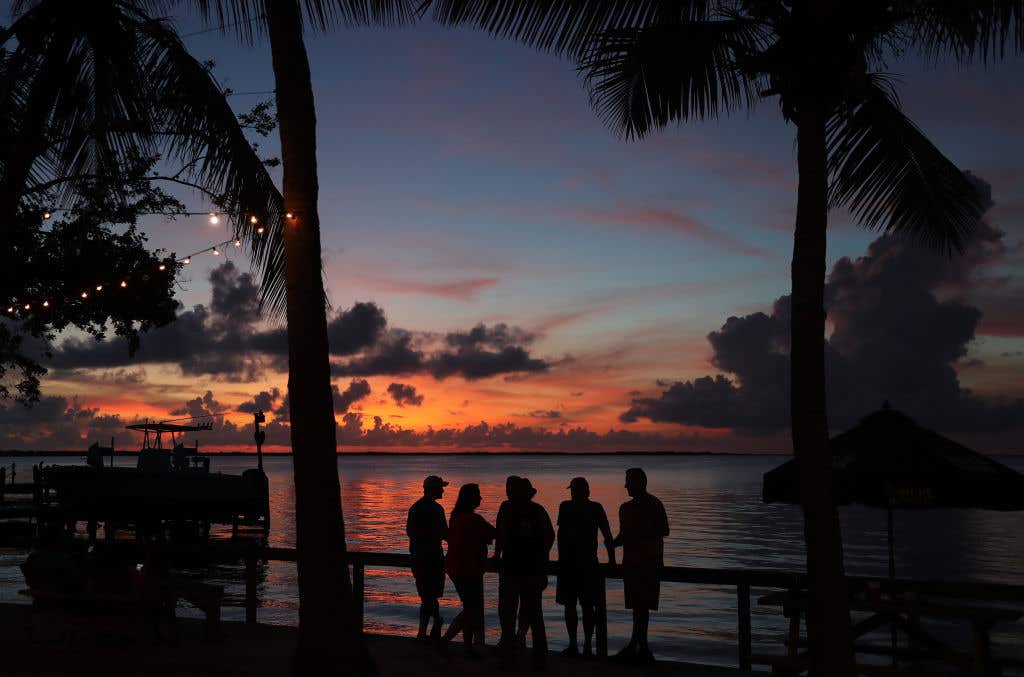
(237, 388, 282, 414)
(171, 390, 226, 418)
(526, 409, 562, 419)
(623, 175, 1024, 435)
(333, 323, 550, 381)
(333, 379, 372, 413)
(387, 382, 424, 407)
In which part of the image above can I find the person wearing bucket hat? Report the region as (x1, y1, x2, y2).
(556, 477, 614, 658)
(407, 475, 450, 641)
(496, 477, 554, 670)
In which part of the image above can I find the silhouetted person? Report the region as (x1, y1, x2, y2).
(441, 483, 495, 659)
(497, 477, 554, 670)
(407, 475, 449, 642)
(86, 442, 104, 470)
(494, 475, 528, 649)
(611, 468, 669, 666)
(556, 477, 614, 657)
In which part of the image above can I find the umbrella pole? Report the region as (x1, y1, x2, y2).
(888, 507, 897, 667)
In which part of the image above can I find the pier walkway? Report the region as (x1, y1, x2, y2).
(0, 604, 750, 677)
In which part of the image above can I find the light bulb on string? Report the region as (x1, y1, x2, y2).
(42, 210, 52, 220)
(249, 215, 259, 225)
(95, 285, 103, 292)
(120, 281, 127, 288)
(158, 263, 166, 271)
(212, 246, 220, 256)
(285, 212, 295, 220)
(234, 238, 241, 248)
(208, 212, 220, 225)
(6, 306, 13, 313)
(81, 292, 88, 299)
(256, 226, 265, 235)
(23, 304, 29, 311)
(42, 300, 49, 308)
(183, 256, 191, 265)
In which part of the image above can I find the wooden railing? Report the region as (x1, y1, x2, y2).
(243, 547, 809, 670)
(239, 547, 1024, 671)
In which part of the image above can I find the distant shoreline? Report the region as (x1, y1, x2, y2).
(0, 449, 776, 457)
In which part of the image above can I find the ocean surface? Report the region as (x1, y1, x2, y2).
(1, 453, 1023, 668)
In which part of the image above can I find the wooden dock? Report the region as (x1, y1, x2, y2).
(0, 603, 750, 677)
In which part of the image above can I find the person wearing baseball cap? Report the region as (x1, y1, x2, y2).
(556, 476, 614, 658)
(407, 475, 450, 641)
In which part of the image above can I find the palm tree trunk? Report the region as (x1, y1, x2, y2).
(263, 1, 371, 673)
(792, 106, 855, 677)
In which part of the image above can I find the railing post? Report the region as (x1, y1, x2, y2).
(596, 567, 608, 657)
(352, 561, 365, 634)
(245, 554, 258, 624)
(738, 582, 752, 671)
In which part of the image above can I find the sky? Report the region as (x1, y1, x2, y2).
(2, 10, 1023, 452)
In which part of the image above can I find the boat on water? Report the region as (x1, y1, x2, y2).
(34, 417, 270, 541)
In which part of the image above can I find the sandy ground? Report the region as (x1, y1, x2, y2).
(0, 603, 750, 677)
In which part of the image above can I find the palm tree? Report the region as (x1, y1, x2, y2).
(426, 1, 1022, 674)
(185, 1, 415, 671)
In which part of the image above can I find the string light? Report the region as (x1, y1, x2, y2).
(285, 212, 295, 220)
(10, 205, 274, 316)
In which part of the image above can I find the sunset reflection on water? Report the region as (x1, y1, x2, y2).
(2, 453, 1023, 666)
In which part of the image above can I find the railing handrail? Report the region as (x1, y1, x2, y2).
(257, 546, 1024, 601)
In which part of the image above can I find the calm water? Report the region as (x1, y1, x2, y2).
(2, 453, 1023, 667)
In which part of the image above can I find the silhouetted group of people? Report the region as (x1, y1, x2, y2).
(406, 468, 669, 669)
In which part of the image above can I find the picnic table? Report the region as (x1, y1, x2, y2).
(753, 587, 1022, 675)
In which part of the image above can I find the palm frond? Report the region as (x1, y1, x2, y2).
(826, 76, 986, 254)
(135, 14, 289, 316)
(904, 0, 1024, 63)
(581, 17, 767, 139)
(189, 0, 420, 43)
(427, 0, 715, 59)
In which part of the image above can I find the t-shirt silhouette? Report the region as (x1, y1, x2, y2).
(445, 512, 495, 578)
(497, 501, 554, 576)
(557, 499, 610, 567)
(406, 496, 447, 561)
(619, 493, 669, 568)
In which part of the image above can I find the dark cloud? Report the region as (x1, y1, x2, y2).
(333, 379, 372, 413)
(526, 409, 562, 419)
(445, 323, 535, 350)
(387, 383, 424, 407)
(334, 324, 550, 381)
(47, 262, 549, 383)
(171, 390, 226, 418)
(623, 177, 1024, 434)
(0, 396, 127, 450)
(236, 388, 282, 414)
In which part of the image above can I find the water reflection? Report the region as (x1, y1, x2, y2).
(3, 453, 1024, 665)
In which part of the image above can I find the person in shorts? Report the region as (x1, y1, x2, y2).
(406, 475, 449, 641)
(556, 476, 614, 657)
(611, 468, 669, 666)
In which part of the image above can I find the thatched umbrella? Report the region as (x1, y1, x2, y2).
(764, 403, 1024, 665)
(763, 402, 1024, 581)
